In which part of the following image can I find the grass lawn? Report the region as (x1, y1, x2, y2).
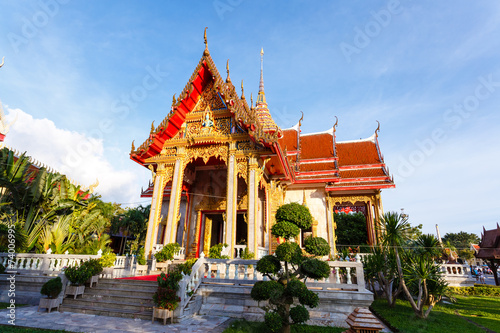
(371, 295, 500, 333)
(223, 319, 345, 333)
(0, 326, 71, 333)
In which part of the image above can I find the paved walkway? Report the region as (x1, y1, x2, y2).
(0, 306, 233, 333)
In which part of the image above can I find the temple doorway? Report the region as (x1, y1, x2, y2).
(235, 213, 248, 245)
(206, 213, 224, 248)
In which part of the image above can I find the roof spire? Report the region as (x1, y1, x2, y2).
(241, 79, 245, 99)
(257, 48, 266, 105)
(375, 120, 380, 137)
(226, 59, 231, 83)
(203, 27, 209, 56)
(0, 57, 4, 69)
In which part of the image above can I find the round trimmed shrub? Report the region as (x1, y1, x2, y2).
(275, 242, 302, 264)
(301, 258, 331, 280)
(299, 289, 319, 308)
(256, 255, 281, 275)
(40, 277, 62, 299)
(64, 265, 91, 286)
(290, 304, 310, 324)
(271, 221, 300, 240)
(251, 280, 284, 302)
(264, 311, 283, 333)
(275, 202, 312, 229)
(285, 278, 307, 297)
(304, 236, 330, 257)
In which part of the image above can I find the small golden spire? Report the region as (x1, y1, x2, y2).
(150, 121, 155, 133)
(250, 92, 253, 108)
(203, 27, 209, 55)
(172, 94, 176, 106)
(241, 80, 245, 99)
(131, 140, 135, 151)
(375, 120, 380, 137)
(333, 116, 338, 133)
(226, 59, 231, 83)
(299, 111, 304, 127)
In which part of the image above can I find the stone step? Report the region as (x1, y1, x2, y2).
(60, 303, 153, 321)
(63, 296, 153, 312)
(97, 278, 157, 290)
(83, 286, 156, 299)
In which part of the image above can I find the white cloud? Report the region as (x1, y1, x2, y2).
(3, 107, 146, 206)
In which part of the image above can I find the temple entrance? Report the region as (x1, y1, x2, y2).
(235, 213, 248, 245)
(205, 213, 224, 248)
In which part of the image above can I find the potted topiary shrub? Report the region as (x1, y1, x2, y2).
(64, 265, 91, 299)
(154, 243, 180, 272)
(82, 259, 103, 288)
(152, 271, 182, 325)
(135, 247, 148, 275)
(38, 277, 62, 313)
(99, 251, 116, 278)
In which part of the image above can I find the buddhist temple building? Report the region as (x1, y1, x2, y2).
(130, 31, 395, 259)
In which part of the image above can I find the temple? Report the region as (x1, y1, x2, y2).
(130, 31, 395, 259)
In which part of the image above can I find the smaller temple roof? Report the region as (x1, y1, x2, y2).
(476, 224, 500, 260)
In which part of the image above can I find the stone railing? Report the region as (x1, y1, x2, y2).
(0, 253, 99, 274)
(177, 254, 367, 316)
(440, 263, 475, 287)
(152, 244, 185, 259)
(257, 247, 268, 258)
(233, 245, 246, 258)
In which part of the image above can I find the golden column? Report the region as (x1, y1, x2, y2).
(144, 163, 170, 259)
(225, 142, 238, 258)
(247, 155, 259, 258)
(326, 196, 337, 257)
(165, 147, 186, 244)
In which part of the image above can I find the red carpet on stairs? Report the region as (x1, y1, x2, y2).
(116, 274, 160, 281)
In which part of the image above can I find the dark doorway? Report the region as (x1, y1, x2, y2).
(235, 213, 248, 245)
(206, 214, 224, 248)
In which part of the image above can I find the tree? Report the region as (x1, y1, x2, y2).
(251, 203, 330, 333)
(334, 212, 367, 247)
(442, 232, 480, 251)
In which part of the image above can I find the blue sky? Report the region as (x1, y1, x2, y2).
(1, 0, 500, 237)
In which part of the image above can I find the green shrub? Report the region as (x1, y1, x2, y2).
(208, 243, 229, 259)
(98, 251, 116, 268)
(154, 243, 181, 262)
(300, 258, 331, 280)
(264, 311, 283, 333)
(271, 221, 300, 240)
(275, 242, 302, 263)
(251, 281, 284, 302)
(285, 278, 307, 297)
(256, 255, 281, 275)
(136, 247, 147, 265)
(157, 271, 183, 290)
(241, 247, 255, 260)
(40, 277, 62, 299)
(153, 287, 180, 310)
(290, 304, 310, 324)
(298, 289, 319, 308)
(304, 236, 330, 257)
(81, 259, 103, 276)
(0, 223, 28, 253)
(64, 265, 91, 286)
(275, 202, 312, 229)
(450, 285, 500, 297)
(176, 258, 197, 275)
(0, 264, 5, 274)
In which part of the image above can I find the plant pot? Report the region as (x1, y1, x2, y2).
(38, 297, 60, 313)
(102, 267, 114, 278)
(155, 261, 170, 272)
(87, 275, 99, 288)
(136, 264, 148, 276)
(152, 307, 174, 325)
(65, 285, 85, 299)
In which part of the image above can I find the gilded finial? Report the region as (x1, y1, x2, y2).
(0, 57, 4, 68)
(333, 116, 338, 133)
(150, 121, 155, 133)
(241, 80, 245, 99)
(299, 111, 304, 127)
(250, 92, 253, 108)
(172, 94, 176, 106)
(226, 59, 231, 83)
(375, 120, 380, 136)
(203, 27, 209, 55)
(131, 140, 135, 151)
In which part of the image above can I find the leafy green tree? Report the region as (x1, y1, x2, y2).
(414, 234, 441, 260)
(252, 203, 330, 333)
(442, 232, 480, 251)
(334, 212, 367, 246)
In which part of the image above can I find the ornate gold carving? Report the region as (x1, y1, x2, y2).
(185, 144, 228, 164)
(236, 141, 254, 151)
(237, 160, 248, 183)
(329, 195, 374, 206)
(203, 216, 212, 254)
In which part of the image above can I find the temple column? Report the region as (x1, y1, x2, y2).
(366, 199, 376, 245)
(247, 155, 259, 258)
(326, 196, 337, 256)
(165, 148, 186, 244)
(225, 142, 238, 258)
(144, 163, 169, 259)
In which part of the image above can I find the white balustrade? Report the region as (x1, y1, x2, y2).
(441, 264, 471, 277)
(0, 253, 100, 274)
(257, 247, 268, 259)
(234, 245, 246, 258)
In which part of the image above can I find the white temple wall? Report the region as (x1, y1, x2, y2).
(284, 188, 328, 240)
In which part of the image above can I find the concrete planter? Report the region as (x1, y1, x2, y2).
(87, 275, 99, 288)
(38, 297, 60, 313)
(152, 307, 174, 325)
(66, 285, 85, 299)
(136, 264, 148, 275)
(102, 267, 114, 278)
(155, 262, 170, 272)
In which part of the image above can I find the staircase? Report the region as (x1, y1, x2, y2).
(60, 278, 156, 320)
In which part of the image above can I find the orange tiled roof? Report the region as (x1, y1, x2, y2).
(279, 129, 298, 151)
(339, 168, 386, 178)
(300, 133, 334, 159)
(336, 139, 380, 166)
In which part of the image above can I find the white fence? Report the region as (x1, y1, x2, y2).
(0, 253, 100, 274)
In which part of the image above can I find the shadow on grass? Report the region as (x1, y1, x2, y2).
(223, 319, 345, 333)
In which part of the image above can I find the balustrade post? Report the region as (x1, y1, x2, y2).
(346, 267, 352, 284)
